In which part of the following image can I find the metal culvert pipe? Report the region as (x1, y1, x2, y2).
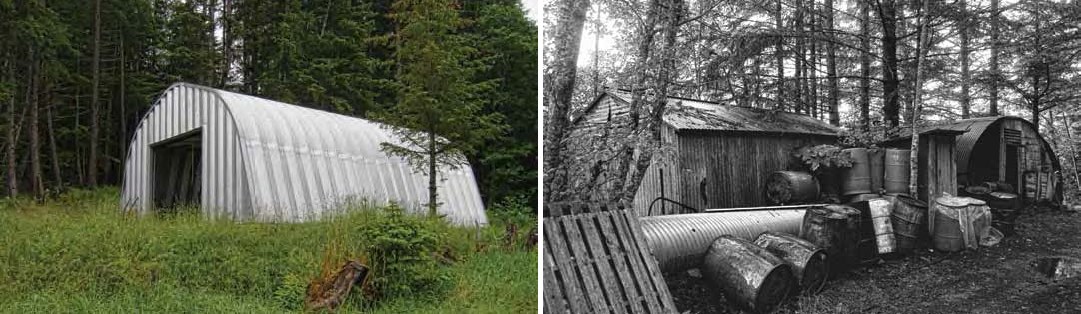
(639, 208, 808, 273)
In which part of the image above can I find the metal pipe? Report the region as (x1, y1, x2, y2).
(703, 204, 827, 213)
(639, 209, 808, 273)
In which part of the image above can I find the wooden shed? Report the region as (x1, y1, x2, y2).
(887, 116, 1063, 205)
(562, 90, 839, 216)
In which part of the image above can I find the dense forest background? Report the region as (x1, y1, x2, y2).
(545, 0, 1081, 202)
(0, 0, 538, 209)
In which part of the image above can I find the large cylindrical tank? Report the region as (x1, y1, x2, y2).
(702, 235, 795, 313)
(754, 232, 829, 294)
(868, 148, 885, 193)
(799, 205, 860, 275)
(639, 209, 806, 273)
(841, 148, 872, 196)
(884, 149, 911, 194)
(765, 171, 820, 205)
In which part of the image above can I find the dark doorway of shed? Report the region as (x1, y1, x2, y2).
(152, 129, 202, 210)
(1006, 144, 1020, 194)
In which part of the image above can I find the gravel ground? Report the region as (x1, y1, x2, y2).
(665, 207, 1081, 314)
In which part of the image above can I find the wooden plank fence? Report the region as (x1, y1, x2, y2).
(543, 203, 677, 314)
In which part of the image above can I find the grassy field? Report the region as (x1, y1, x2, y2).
(667, 207, 1081, 313)
(0, 188, 537, 313)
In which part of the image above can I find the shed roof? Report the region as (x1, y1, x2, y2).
(575, 91, 840, 136)
(122, 83, 487, 225)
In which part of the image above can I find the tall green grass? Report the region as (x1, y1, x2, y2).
(0, 188, 537, 313)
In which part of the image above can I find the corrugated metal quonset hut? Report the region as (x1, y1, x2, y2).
(922, 116, 1062, 204)
(563, 90, 840, 216)
(120, 83, 487, 225)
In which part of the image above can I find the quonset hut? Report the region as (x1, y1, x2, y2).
(120, 83, 487, 225)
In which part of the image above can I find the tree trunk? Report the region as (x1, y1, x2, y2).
(909, 0, 931, 197)
(859, 0, 871, 128)
(825, 0, 839, 126)
(775, 0, 784, 110)
(5, 58, 15, 197)
(989, 0, 1000, 116)
(89, 0, 102, 187)
(959, 0, 971, 119)
(428, 125, 437, 216)
(809, 6, 818, 119)
(47, 93, 61, 188)
(878, 0, 901, 126)
(119, 36, 127, 164)
(618, 0, 684, 205)
(28, 51, 43, 200)
(1060, 112, 1081, 194)
(542, 0, 590, 203)
(795, 0, 804, 113)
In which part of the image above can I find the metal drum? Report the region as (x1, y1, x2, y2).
(868, 148, 885, 193)
(931, 196, 968, 252)
(840, 148, 872, 196)
(765, 171, 820, 205)
(868, 198, 895, 254)
(754, 232, 829, 294)
(702, 235, 795, 313)
(800, 205, 860, 275)
(887, 194, 928, 253)
(884, 149, 911, 194)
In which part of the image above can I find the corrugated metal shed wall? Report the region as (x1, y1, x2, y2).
(121, 83, 487, 225)
(675, 132, 835, 211)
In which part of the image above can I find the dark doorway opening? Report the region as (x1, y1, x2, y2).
(1005, 144, 1020, 194)
(152, 129, 202, 210)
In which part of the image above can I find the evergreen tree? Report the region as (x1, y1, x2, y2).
(379, 0, 501, 216)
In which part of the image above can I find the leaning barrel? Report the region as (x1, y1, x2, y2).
(765, 171, 820, 205)
(702, 235, 795, 313)
(887, 194, 928, 253)
(799, 205, 860, 275)
(639, 209, 806, 272)
(884, 149, 910, 194)
(868, 198, 895, 254)
(840, 148, 872, 196)
(754, 232, 829, 294)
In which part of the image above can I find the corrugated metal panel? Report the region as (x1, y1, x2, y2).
(639, 209, 806, 272)
(121, 83, 487, 225)
(603, 91, 840, 136)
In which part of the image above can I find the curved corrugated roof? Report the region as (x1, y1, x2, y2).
(121, 83, 487, 225)
(928, 116, 1061, 174)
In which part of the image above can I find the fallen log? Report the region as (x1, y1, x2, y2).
(306, 261, 370, 312)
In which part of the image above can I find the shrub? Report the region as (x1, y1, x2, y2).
(356, 204, 449, 301)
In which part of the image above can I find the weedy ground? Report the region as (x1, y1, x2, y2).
(0, 188, 537, 313)
(668, 207, 1081, 314)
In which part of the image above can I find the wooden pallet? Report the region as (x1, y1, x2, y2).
(543, 203, 677, 314)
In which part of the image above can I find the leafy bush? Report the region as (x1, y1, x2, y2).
(839, 123, 904, 148)
(794, 144, 853, 172)
(356, 204, 450, 301)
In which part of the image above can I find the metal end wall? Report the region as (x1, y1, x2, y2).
(121, 83, 487, 225)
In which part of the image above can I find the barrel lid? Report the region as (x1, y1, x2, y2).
(824, 204, 860, 216)
(965, 197, 987, 206)
(935, 195, 970, 207)
(990, 192, 1017, 199)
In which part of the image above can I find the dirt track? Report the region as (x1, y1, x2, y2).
(667, 208, 1081, 314)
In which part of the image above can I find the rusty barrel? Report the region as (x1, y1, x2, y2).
(868, 148, 885, 193)
(931, 196, 968, 252)
(800, 205, 860, 275)
(840, 148, 872, 196)
(702, 235, 795, 313)
(884, 149, 911, 194)
(844, 200, 881, 264)
(754, 232, 829, 294)
(766, 171, 820, 205)
(886, 194, 927, 253)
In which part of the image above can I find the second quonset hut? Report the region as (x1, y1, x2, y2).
(563, 90, 840, 216)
